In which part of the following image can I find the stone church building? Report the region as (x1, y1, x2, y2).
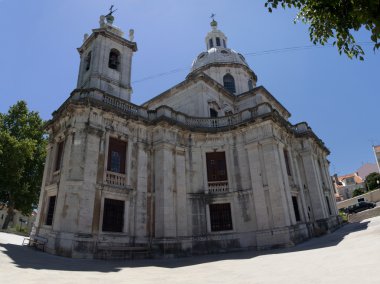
(33, 14, 339, 258)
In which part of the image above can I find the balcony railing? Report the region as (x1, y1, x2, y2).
(208, 181, 229, 193)
(63, 89, 328, 151)
(105, 171, 127, 187)
(68, 89, 277, 131)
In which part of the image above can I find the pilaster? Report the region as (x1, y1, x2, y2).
(154, 143, 176, 238)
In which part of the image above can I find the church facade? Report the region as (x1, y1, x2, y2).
(33, 15, 339, 259)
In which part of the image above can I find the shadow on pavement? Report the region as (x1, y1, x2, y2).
(271, 220, 370, 254)
(0, 220, 370, 272)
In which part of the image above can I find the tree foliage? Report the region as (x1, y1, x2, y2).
(0, 101, 46, 229)
(366, 172, 380, 191)
(352, 188, 365, 197)
(265, 0, 380, 59)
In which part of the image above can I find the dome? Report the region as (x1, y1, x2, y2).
(191, 47, 249, 72)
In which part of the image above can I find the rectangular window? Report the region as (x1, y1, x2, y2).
(283, 149, 292, 176)
(223, 39, 226, 48)
(107, 138, 127, 174)
(102, 198, 125, 232)
(206, 152, 227, 181)
(292, 196, 301, 222)
(55, 141, 64, 171)
(45, 196, 56, 226)
(209, 203, 233, 231)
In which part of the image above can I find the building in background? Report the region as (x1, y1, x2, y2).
(333, 173, 365, 201)
(356, 163, 379, 179)
(0, 205, 36, 234)
(333, 162, 379, 201)
(33, 14, 339, 259)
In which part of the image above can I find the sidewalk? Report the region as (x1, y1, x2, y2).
(1, 216, 380, 284)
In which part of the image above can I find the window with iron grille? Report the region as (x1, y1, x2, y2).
(206, 152, 227, 181)
(55, 141, 64, 171)
(45, 196, 56, 226)
(102, 198, 125, 232)
(292, 196, 301, 222)
(107, 138, 127, 173)
(209, 203, 233, 231)
(223, 74, 236, 93)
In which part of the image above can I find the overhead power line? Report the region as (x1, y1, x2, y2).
(132, 42, 372, 84)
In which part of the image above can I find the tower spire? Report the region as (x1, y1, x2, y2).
(210, 13, 217, 30)
(205, 16, 227, 50)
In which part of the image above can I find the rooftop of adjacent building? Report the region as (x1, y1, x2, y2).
(333, 163, 379, 189)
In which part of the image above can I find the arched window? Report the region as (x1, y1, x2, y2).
(209, 38, 214, 49)
(248, 79, 253, 91)
(210, 108, 218, 118)
(223, 39, 226, 48)
(223, 74, 236, 94)
(216, 37, 221, 46)
(108, 49, 120, 70)
(85, 51, 92, 71)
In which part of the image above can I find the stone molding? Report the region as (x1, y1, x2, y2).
(46, 88, 329, 154)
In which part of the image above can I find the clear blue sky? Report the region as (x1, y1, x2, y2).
(1, 0, 379, 175)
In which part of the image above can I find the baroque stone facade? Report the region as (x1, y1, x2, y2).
(33, 16, 339, 258)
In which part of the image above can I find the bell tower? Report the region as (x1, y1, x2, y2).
(76, 11, 137, 101)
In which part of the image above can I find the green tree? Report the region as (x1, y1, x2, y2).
(0, 101, 46, 229)
(366, 172, 380, 191)
(352, 188, 365, 197)
(265, 0, 380, 59)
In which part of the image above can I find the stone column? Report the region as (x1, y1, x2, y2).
(300, 152, 327, 220)
(261, 140, 291, 227)
(175, 147, 188, 237)
(321, 158, 338, 215)
(154, 143, 176, 238)
(52, 131, 73, 232)
(133, 141, 149, 239)
(34, 143, 54, 231)
(120, 49, 133, 101)
(245, 142, 270, 230)
(276, 142, 296, 225)
(291, 153, 309, 222)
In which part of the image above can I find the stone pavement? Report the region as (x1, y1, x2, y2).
(1, 217, 380, 284)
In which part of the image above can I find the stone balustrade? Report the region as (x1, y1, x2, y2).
(67, 89, 314, 137)
(208, 181, 229, 193)
(105, 171, 127, 187)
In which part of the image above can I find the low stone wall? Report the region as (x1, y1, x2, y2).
(337, 188, 380, 210)
(348, 207, 380, 223)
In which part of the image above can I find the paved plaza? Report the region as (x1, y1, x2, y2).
(1, 216, 380, 284)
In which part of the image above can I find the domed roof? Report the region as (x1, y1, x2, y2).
(191, 47, 249, 72)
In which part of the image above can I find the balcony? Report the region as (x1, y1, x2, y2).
(208, 181, 229, 194)
(105, 171, 127, 187)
